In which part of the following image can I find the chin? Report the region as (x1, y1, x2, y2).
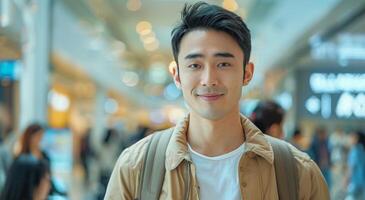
(197, 110, 227, 121)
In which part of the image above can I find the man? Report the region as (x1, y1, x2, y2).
(309, 127, 332, 189)
(250, 100, 285, 139)
(105, 2, 329, 200)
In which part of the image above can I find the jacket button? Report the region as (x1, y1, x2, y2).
(242, 182, 247, 187)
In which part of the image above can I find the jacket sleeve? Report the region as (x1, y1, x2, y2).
(307, 159, 330, 200)
(104, 148, 140, 200)
(291, 145, 330, 200)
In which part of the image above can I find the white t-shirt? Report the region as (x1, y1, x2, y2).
(188, 143, 245, 200)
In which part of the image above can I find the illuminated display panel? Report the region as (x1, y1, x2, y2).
(297, 66, 365, 120)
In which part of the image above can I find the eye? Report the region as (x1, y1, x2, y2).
(187, 63, 201, 69)
(217, 62, 231, 68)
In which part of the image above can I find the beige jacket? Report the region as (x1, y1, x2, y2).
(104, 115, 330, 200)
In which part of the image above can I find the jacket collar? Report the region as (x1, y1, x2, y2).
(165, 114, 274, 171)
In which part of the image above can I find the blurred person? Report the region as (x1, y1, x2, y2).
(96, 128, 120, 200)
(250, 100, 285, 139)
(127, 125, 151, 146)
(0, 141, 10, 192)
(291, 128, 305, 151)
(330, 128, 351, 199)
(0, 154, 50, 200)
(18, 123, 66, 196)
(346, 131, 365, 200)
(105, 2, 329, 200)
(79, 128, 95, 186)
(113, 122, 128, 155)
(308, 127, 332, 188)
(0, 103, 12, 143)
(0, 104, 14, 191)
(19, 124, 47, 160)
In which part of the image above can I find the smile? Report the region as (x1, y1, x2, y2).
(197, 94, 224, 101)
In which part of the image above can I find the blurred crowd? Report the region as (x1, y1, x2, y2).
(0, 101, 364, 200)
(249, 100, 365, 200)
(0, 102, 156, 200)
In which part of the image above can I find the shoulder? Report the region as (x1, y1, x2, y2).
(265, 135, 312, 165)
(286, 142, 311, 164)
(286, 141, 330, 198)
(284, 141, 322, 175)
(115, 128, 173, 170)
(105, 128, 174, 199)
(268, 135, 325, 180)
(268, 136, 318, 175)
(116, 133, 152, 171)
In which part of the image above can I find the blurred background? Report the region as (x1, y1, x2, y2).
(0, 0, 364, 199)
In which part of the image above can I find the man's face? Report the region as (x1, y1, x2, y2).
(173, 29, 253, 120)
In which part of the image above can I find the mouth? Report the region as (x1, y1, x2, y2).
(197, 94, 224, 101)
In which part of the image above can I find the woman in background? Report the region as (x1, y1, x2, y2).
(346, 131, 365, 200)
(18, 123, 65, 196)
(0, 154, 50, 200)
(18, 124, 48, 162)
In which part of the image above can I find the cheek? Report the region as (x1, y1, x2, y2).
(179, 75, 196, 92)
(33, 136, 41, 144)
(225, 77, 243, 94)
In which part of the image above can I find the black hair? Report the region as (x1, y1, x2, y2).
(20, 123, 45, 154)
(250, 100, 285, 134)
(103, 128, 117, 144)
(293, 128, 302, 137)
(355, 130, 365, 149)
(0, 154, 50, 200)
(171, 1, 251, 66)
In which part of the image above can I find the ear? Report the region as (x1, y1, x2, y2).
(243, 62, 254, 86)
(172, 64, 181, 89)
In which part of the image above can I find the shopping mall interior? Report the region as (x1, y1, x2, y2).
(1, 0, 365, 199)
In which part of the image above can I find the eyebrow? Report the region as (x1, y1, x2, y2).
(184, 53, 203, 60)
(214, 52, 235, 58)
(184, 52, 235, 60)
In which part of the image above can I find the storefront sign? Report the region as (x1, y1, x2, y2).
(297, 68, 365, 119)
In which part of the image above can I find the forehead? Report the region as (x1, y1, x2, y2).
(178, 29, 244, 59)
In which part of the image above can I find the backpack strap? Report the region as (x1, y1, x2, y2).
(266, 136, 299, 200)
(138, 130, 173, 200)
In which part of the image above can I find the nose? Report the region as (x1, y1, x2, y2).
(200, 66, 218, 87)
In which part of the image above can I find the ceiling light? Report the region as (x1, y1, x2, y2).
(104, 98, 119, 114)
(48, 90, 70, 112)
(139, 32, 155, 40)
(139, 28, 152, 36)
(143, 37, 156, 44)
(148, 63, 168, 84)
(222, 0, 238, 12)
(144, 40, 159, 51)
(127, 0, 141, 11)
(136, 21, 152, 34)
(122, 71, 139, 87)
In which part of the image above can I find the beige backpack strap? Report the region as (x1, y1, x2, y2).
(138, 130, 173, 200)
(267, 135, 299, 200)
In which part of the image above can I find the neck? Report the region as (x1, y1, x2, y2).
(187, 110, 245, 157)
